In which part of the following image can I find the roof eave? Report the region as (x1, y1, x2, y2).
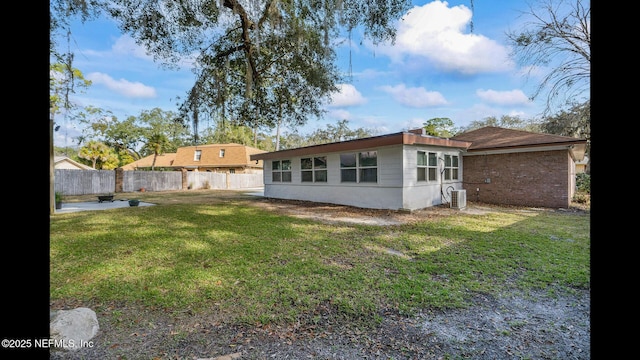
(465, 141, 587, 161)
(250, 132, 471, 161)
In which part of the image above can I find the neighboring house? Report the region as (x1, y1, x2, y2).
(121, 153, 177, 171)
(174, 143, 267, 173)
(250, 127, 587, 210)
(122, 143, 267, 174)
(250, 129, 472, 211)
(450, 126, 587, 209)
(575, 156, 589, 174)
(54, 156, 95, 170)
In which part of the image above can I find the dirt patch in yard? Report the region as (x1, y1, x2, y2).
(50, 287, 590, 360)
(246, 196, 584, 226)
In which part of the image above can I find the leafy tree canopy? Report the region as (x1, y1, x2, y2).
(279, 119, 375, 149)
(52, 0, 413, 138)
(459, 115, 541, 134)
(78, 140, 119, 169)
(422, 117, 458, 138)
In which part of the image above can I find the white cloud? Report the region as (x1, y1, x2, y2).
(476, 89, 531, 106)
(111, 35, 153, 60)
(373, 0, 514, 75)
(110, 35, 196, 68)
(378, 84, 448, 107)
(328, 84, 368, 107)
(327, 108, 352, 120)
(86, 72, 157, 98)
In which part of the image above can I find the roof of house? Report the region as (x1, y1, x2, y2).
(54, 156, 95, 170)
(450, 126, 587, 160)
(174, 143, 267, 168)
(120, 153, 177, 170)
(250, 129, 472, 161)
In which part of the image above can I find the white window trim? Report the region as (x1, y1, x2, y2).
(301, 156, 328, 183)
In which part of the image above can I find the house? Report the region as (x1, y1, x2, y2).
(54, 156, 95, 170)
(250, 127, 587, 210)
(121, 143, 267, 174)
(121, 153, 177, 171)
(450, 126, 587, 209)
(173, 143, 266, 173)
(575, 156, 589, 174)
(250, 129, 472, 211)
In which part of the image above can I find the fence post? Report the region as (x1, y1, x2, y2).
(182, 168, 188, 190)
(115, 168, 124, 193)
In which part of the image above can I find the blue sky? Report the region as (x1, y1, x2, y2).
(53, 0, 554, 147)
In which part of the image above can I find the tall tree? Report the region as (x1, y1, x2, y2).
(422, 118, 458, 137)
(540, 99, 590, 172)
(280, 119, 375, 149)
(78, 140, 119, 169)
(200, 124, 256, 146)
(506, 0, 590, 114)
(101, 0, 412, 137)
(144, 133, 171, 171)
(77, 107, 147, 165)
(459, 115, 541, 133)
(50, 62, 92, 214)
(50, 0, 101, 62)
(138, 108, 192, 154)
(50, 0, 100, 214)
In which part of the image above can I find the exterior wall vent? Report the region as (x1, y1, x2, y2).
(450, 190, 467, 209)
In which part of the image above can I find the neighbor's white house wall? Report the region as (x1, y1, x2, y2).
(401, 145, 466, 210)
(262, 145, 406, 210)
(56, 160, 84, 170)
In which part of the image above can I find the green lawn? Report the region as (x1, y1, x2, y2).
(50, 190, 590, 326)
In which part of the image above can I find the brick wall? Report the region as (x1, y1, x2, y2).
(462, 150, 571, 208)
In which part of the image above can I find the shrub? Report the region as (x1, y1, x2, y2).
(576, 173, 590, 194)
(572, 193, 590, 204)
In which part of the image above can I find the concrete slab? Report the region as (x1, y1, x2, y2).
(55, 199, 155, 214)
(54, 187, 263, 214)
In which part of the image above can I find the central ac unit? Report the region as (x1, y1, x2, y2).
(450, 189, 467, 209)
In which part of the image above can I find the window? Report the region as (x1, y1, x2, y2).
(444, 154, 459, 181)
(301, 156, 327, 182)
(194, 150, 202, 161)
(340, 151, 377, 183)
(417, 151, 438, 181)
(219, 149, 225, 157)
(272, 160, 292, 182)
(340, 153, 357, 182)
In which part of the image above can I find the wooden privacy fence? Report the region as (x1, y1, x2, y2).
(54, 169, 263, 196)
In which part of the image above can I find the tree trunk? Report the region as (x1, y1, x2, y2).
(50, 117, 56, 215)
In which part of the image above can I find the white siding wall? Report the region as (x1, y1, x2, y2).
(401, 145, 465, 209)
(263, 146, 405, 209)
(261, 144, 465, 210)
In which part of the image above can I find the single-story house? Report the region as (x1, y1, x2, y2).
(121, 143, 267, 174)
(450, 126, 587, 209)
(250, 127, 587, 210)
(250, 128, 472, 211)
(54, 156, 95, 170)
